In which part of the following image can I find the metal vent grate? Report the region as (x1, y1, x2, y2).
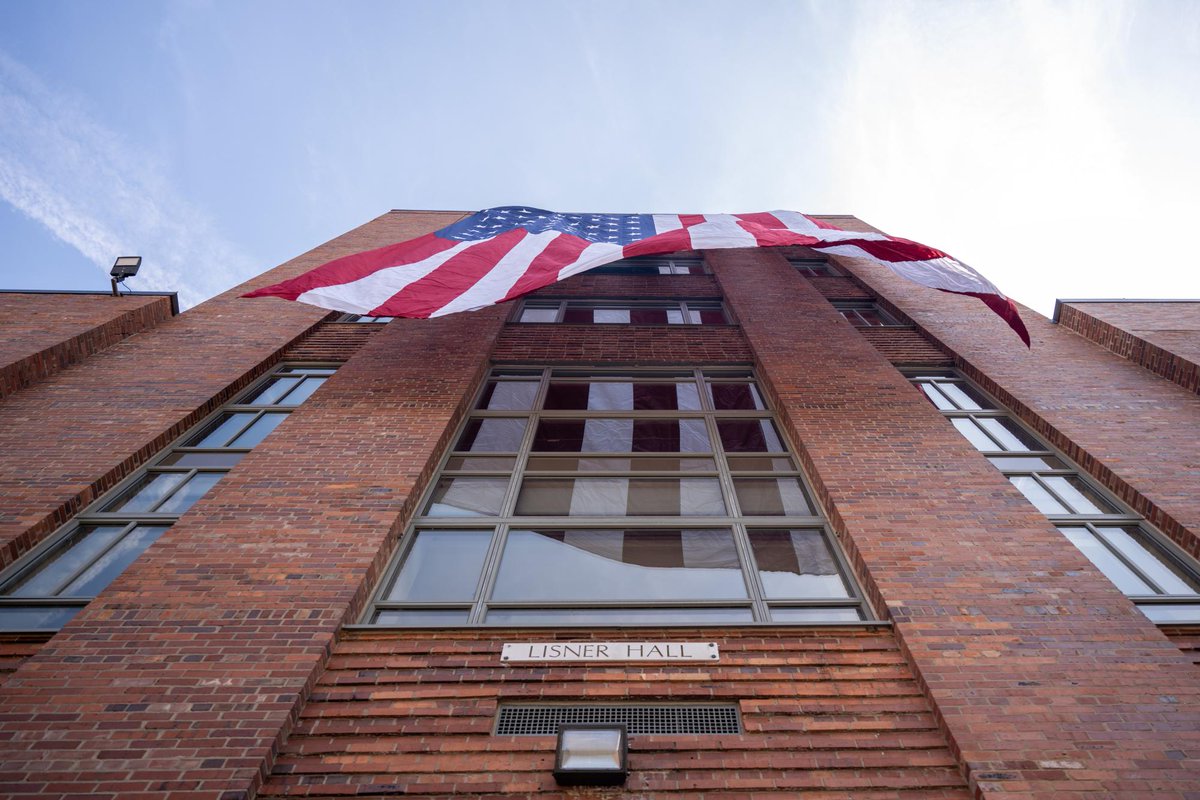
(496, 704, 741, 736)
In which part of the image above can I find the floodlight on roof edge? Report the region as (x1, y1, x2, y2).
(110, 256, 141, 296)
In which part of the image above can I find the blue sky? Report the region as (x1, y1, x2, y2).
(1, 1, 1198, 313)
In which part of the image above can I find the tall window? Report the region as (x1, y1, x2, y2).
(0, 364, 338, 631)
(366, 368, 867, 626)
(518, 300, 727, 325)
(910, 371, 1200, 623)
(789, 259, 839, 277)
(833, 302, 900, 327)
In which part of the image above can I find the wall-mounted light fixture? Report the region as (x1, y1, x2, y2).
(553, 723, 628, 786)
(110, 256, 142, 296)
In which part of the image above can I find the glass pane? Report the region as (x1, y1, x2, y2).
(103, 472, 186, 513)
(277, 376, 326, 406)
(455, 418, 528, 452)
(477, 381, 540, 410)
(1041, 476, 1114, 514)
(188, 412, 256, 447)
(155, 472, 223, 514)
(0, 605, 81, 630)
(373, 609, 471, 625)
(385, 530, 492, 601)
(978, 418, 1038, 452)
(228, 412, 288, 447)
(988, 456, 1068, 471)
(444, 456, 517, 471)
(594, 308, 631, 324)
(734, 478, 814, 516)
(1097, 528, 1200, 595)
(158, 451, 244, 468)
(245, 376, 300, 405)
(533, 419, 710, 453)
(749, 529, 850, 598)
(485, 607, 754, 624)
(938, 382, 990, 410)
(544, 382, 699, 411)
(726, 456, 795, 472)
(515, 478, 725, 516)
(6, 525, 128, 597)
(717, 419, 785, 452)
(1010, 476, 1068, 514)
(769, 607, 863, 623)
(61, 526, 171, 597)
(492, 529, 747, 601)
(951, 418, 998, 451)
(1139, 604, 1200, 624)
(707, 382, 766, 410)
(855, 309, 886, 326)
(1059, 527, 1154, 595)
(425, 477, 508, 517)
(520, 306, 558, 323)
(523, 456, 715, 472)
(917, 382, 956, 411)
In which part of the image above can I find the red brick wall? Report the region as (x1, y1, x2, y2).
(0, 211, 465, 568)
(1057, 301, 1200, 395)
(261, 628, 969, 799)
(0, 292, 174, 399)
(710, 247, 1200, 798)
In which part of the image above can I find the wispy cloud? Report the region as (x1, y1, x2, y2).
(0, 50, 256, 308)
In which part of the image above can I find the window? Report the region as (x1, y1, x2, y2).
(789, 259, 839, 277)
(366, 368, 867, 626)
(834, 303, 900, 327)
(518, 300, 728, 325)
(340, 314, 395, 323)
(0, 364, 338, 631)
(588, 256, 708, 275)
(910, 371, 1200, 623)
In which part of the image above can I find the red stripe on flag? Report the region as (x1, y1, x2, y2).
(952, 291, 1032, 348)
(734, 212, 819, 247)
(371, 228, 529, 318)
(810, 237, 947, 263)
(499, 234, 593, 303)
(242, 233, 460, 301)
(803, 215, 845, 231)
(622, 228, 694, 258)
(678, 214, 706, 228)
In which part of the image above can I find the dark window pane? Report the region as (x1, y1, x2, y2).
(1059, 527, 1154, 595)
(749, 529, 850, 598)
(477, 381, 540, 410)
(492, 529, 746, 601)
(769, 607, 863, 622)
(717, 419, 785, 452)
(629, 308, 669, 324)
(734, 478, 813, 516)
(696, 309, 727, 325)
(425, 477, 508, 517)
(708, 382, 766, 410)
(726, 456, 794, 472)
(61, 526, 170, 597)
(485, 607, 754, 624)
(245, 376, 300, 405)
(373, 609, 472, 625)
(228, 412, 288, 447)
(103, 472, 186, 513)
(533, 419, 587, 451)
(188, 412, 257, 447)
(277, 376, 326, 406)
(455, 418, 528, 452)
(385, 530, 492, 601)
(6, 525, 128, 597)
(158, 451, 244, 468)
(0, 605, 82, 630)
(155, 472, 223, 514)
(562, 307, 594, 323)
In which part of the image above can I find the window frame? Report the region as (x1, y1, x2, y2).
(360, 366, 872, 628)
(788, 259, 840, 277)
(832, 302, 903, 327)
(908, 370, 1200, 622)
(515, 299, 730, 325)
(338, 314, 395, 323)
(586, 256, 709, 275)
(0, 362, 340, 632)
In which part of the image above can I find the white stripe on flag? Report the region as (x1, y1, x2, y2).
(556, 241, 626, 281)
(685, 214, 758, 249)
(432, 230, 564, 317)
(817, 246, 1000, 295)
(770, 210, 888, 243)
(651, 214, 684, 234)
(296, 239, 477, 314)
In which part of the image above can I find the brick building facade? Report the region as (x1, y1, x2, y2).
(1, 210, 1198, 798)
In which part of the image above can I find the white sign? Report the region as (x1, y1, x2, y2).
(501, 641, 719, 663)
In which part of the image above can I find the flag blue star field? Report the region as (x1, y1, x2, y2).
(245, 206, 1030, 345)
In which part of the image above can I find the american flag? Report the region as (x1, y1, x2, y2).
(244, 207, 1030, 345)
